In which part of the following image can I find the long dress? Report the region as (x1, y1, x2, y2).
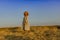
(22, 16, 30, 31)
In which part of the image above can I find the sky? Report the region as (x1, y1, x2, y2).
(0, 0, 60, 27)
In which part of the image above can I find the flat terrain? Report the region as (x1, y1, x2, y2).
(0, 26, 60, 40)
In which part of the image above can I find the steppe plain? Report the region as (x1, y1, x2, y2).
(0, 26, 60, 40)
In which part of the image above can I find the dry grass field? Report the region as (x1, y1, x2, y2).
(0, 26, 60, 40)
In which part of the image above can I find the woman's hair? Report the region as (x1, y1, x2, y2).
(24, 11, 29, 16)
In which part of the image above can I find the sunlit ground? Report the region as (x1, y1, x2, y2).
(0, 26, 60, 40)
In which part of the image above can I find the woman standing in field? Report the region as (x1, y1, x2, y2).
(22, 11, 30, 31)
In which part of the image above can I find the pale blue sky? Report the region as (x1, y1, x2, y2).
(0, 0, 60, 27)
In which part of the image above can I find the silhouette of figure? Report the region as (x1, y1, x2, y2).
(22, 11, 30, 31)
